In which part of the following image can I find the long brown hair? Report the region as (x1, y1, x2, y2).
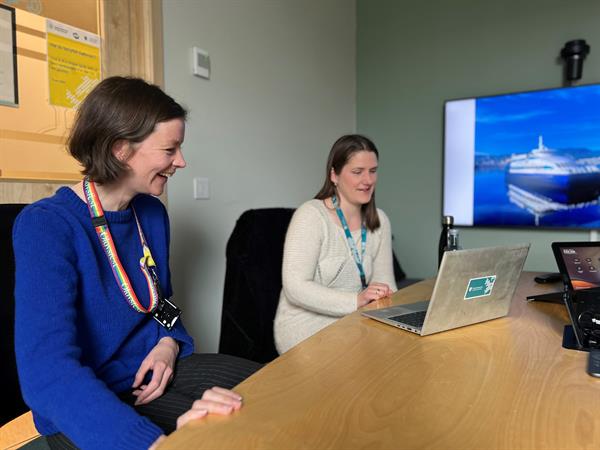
(315, 134, 380, 231)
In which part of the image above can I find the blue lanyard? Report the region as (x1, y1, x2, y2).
(332, 195, 367, 289)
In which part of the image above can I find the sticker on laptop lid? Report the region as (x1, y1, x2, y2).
(464, 275, 497, 300)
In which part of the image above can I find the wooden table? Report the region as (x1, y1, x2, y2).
(160, 273, 600, 449)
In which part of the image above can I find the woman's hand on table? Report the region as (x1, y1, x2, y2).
(148, 387, 242, 449)
(176, 387, 243, 428)
(357, 282, 392, 307)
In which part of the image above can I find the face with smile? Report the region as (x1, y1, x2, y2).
(330, 150, 378, 209)
(115, 118, 186, 198)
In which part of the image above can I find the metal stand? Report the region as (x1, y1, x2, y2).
(526, 291, 563, 304)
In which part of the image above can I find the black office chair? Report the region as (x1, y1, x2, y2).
(0, 203, 29, 426)
(219, 208, 295, 363)
(219, 207, 416, 364)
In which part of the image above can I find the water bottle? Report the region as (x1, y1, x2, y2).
(438, 215, 454, 267)
(444, 228, 461, 252)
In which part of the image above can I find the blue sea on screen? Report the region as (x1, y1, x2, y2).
(473, 170, 600, 228)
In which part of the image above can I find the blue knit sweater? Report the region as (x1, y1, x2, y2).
(13, 187, 194, 449)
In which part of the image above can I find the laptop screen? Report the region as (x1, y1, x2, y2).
(552, 242, 600, 290)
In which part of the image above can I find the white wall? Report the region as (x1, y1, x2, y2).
(162, 0, 356, 352)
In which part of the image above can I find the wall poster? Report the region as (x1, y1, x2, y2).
(46, 18, 100, 108)
(0, 4, 18, 107)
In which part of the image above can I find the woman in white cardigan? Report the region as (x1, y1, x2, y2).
(274, 134, 398, 354)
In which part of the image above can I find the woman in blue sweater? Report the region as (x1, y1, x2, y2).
(13, 77, 261, 449)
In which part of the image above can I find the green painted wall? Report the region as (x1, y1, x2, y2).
(358, 0, 600, 278)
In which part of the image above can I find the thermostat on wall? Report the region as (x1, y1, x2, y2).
(192, 47, 210, 79)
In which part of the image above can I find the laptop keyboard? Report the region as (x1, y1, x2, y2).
(389, 310, 426, 328)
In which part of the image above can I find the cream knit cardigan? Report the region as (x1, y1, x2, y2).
(274, 199, 398, 354)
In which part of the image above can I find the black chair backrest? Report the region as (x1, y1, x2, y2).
(219, 208, 295, 363)
(0, 204, 28, 425)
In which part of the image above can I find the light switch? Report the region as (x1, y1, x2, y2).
(193, 177, 210, 199)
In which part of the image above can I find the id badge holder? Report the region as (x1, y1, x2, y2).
(152, 298, 182, 331)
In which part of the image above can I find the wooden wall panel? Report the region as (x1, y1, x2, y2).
(0, 9, 81, 184)
(0, 181, 65, 203)
(0, 0, 99, 33)
(0, 0, 164, 204)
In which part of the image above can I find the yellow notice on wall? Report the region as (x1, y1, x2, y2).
(46, 19, 100, 108)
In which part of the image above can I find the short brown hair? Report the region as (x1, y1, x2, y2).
(68, 76, 187, 184)
(315, 134, 381, 231)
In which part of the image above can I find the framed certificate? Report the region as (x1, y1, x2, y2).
(0, 4, 18, 107)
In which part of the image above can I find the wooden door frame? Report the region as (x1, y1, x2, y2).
(99, 0, 164, 86)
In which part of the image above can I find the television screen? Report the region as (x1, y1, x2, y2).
(443, 83, 600, 228)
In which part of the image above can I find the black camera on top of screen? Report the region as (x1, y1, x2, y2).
(560, 39, 590, 82)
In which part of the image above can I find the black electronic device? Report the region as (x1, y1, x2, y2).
(152, 298, 181, 331)
(534, 273, 562, 284)
(587, 349, 600, 378)
(559, 289, 600, 351)
(551, 241, 600, 291)
(528, 242, 600, 303)
(551, 242, 600, 356)
(559, 288, 600, 377)
(527, 270, 565, 303)
(562, 290, 588, 349)
(560, 39, 590, 82)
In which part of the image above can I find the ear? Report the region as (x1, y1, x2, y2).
(112, 140, 131, 162)
(330, 168, 338, 186)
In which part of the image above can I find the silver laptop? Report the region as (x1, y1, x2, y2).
(362, 244, 530, 335)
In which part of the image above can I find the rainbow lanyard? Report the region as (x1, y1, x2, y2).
(332, 195, 367, 289)
(83, 178, 159, 314)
